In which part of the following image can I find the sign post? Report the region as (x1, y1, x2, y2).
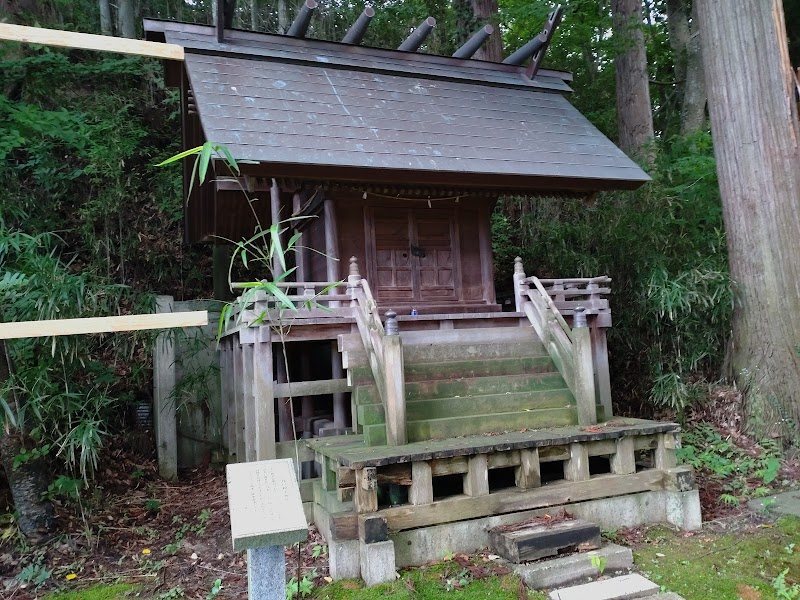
(227, 458, 309, 599)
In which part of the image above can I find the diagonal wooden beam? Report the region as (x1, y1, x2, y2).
(0, 311, 207, 340)
(0, 23, 184, 61)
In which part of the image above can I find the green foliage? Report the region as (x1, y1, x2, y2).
(286, 568, 317, 599)
(590, 553, 607, 574)
(635, 516, 800, 600)
(17, 560, 53, 587)
(42, 583, 140, 600)
(206, 578, 223, 600)
(496, 131, 729, 415)
(678, 424, 783, 502)
(774, 569, 800, 599)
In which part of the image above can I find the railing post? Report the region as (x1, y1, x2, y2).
(513, 257, 527, 312)
(587, 281, 613, 419)
(382, 310, 407, 446)
(347, 256, 361, 307)
(572, 307, 598, 426)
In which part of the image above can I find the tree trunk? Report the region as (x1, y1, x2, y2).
(99, 0, 113, 35)
(117, 0, 136, 39)
(0, 340, 55, 541)
(470, 0, 502, 62)
(697, 0, 800, 438)
(665, 0, 689, 96)
(680, 1, 707, 134)
(251, 0, 258, 30)
(611, 0, 655, 157)
(277, 0, 288, 34)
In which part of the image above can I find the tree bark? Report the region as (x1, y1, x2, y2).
(0, 340, 55, 541)
(251, 0, 258, 30)
(117, 0, 136, 39)
(99, 0, 113, 35)
(277, 0, 288, 34)
(697, 0, 800, 437)
(680, 1, 707, 134)
(470, 0, 502, 62)
(665, 0, 689, 96)
(611, 0, 655, 156)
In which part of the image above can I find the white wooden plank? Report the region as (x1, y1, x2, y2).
(0, 311, 207, 340)
(0, 23, 184, 60)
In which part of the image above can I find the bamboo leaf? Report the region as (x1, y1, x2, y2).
(217, 145, 240, 174)
(270, 224, 286, 271)
(197, 142, 214, 184)
(262, 282, 296, 310)
(155, 145, 203, 166)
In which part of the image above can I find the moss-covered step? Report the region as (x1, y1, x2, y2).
(403, 355, 557, 383)
(357, 388, 575, 427)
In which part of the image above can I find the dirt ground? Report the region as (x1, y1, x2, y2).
(2, 406, 799, 599)
(0, 438, 329, 600)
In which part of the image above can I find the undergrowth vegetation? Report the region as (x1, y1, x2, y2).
(494, 132, 731, 417)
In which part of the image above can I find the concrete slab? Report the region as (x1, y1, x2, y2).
(329, 539, 361, 580)
(548, 573, 660, 600)
(748, 490, 800, 517)
(514, 543, 633, 589)
(359, 540, 397, 586)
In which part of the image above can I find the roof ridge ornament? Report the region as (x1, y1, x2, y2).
(452, 24, 494, 59)
(287, 0, 318, 38)
(342, 6, 375, 45)
(398, 16, 436, 52)
(502, 4, 563, 78)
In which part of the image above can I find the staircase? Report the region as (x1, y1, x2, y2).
(339, 326, 579, 446)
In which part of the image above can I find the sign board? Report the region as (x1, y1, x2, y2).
(226, 458, 308, 551)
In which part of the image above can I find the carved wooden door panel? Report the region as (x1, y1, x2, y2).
(373, 213, 414, 303)
(370, 208, 459, 305)
(415, 213, 457, 302)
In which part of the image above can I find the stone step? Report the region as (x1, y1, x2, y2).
(357, 388, 574, 426)
(514, 543, 633, 590)
(354, 372, 569, 406)
(548, 573, 660, 600)
(489, 518, 601, 563)
(338, 326, 537, 353)
(347, 355, 557, 386)
(342, 339, 548, 368)
(404, 355, 557, 382)
(362, 406, 576, 445)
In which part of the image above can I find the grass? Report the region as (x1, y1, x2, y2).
(41, 582, 140, 600)
(634, 516, 800, 599)
(315, 561, 547, 599)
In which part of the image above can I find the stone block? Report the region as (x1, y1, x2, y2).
(247, 546, 284, 600)
(549, 573, 660, 600)
(359, 540, 397, 586)
(328, 539, 361, 580)
(514, 544, 633, 590)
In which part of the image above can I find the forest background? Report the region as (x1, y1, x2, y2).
(2, 0, 800, 522)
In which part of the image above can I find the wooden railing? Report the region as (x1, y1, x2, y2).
(348, 261, 407, 446)
(513, 258, 611, 426)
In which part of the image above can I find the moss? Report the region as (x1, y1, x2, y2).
(315, 563, 548, 599)
(42, 582, 139, 600)
(634, 516, 800, 599)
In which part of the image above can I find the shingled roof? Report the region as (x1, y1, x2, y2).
(144, 18, 649, 192)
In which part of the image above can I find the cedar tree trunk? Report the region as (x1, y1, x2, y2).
(698, 0, 800, 437)
(0, 340, 54, 541)
(117, 0, 136, 39)
(611, 0, 654, 156)
(680, 1, 706, 134)
(99, 0, 113, 35)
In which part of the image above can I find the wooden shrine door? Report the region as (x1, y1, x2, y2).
(369, 208, 459, 306)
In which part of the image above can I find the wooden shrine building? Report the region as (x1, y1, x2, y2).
(145, 4, 699, 584)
